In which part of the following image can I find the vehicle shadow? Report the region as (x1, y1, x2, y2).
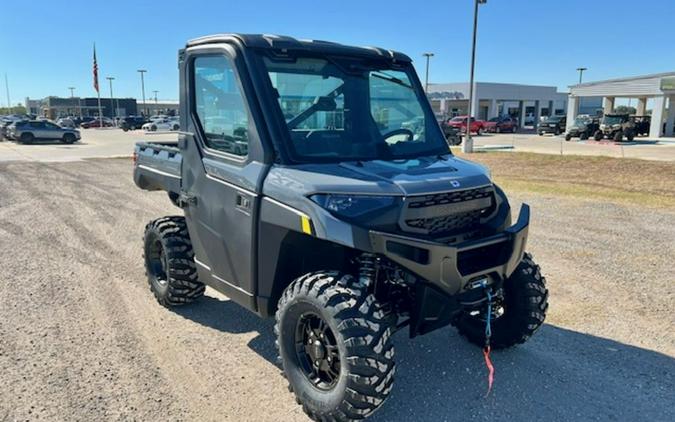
(9, 140, 88, 146)
(173, 294, 674, 422)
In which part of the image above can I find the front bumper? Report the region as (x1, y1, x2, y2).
(369, 204, 529, 296)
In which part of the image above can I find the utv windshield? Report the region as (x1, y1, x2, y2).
(261, 54, 449, 162)
(603, 115, 625, 125)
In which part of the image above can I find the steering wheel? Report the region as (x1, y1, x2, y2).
(382, 128, 414, 143)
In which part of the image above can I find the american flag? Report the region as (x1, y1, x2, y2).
(93, 44, 99, 93)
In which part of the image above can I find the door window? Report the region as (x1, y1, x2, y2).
(369, 70, 426, 142)
(193, 56, 249, 156)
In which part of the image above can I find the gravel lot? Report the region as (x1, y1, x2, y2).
(1, 158, 673, 421)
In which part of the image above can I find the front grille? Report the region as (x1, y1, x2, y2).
(401, 186, 495, 236)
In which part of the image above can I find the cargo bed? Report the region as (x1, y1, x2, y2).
(133, 141, 182, 194)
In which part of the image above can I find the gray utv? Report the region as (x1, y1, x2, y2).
(133, 33, 549, 422)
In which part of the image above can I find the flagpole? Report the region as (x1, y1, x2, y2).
(93, 43, 103, 128)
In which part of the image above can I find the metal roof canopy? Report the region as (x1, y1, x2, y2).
(186, 33, 412, 63)
(569, 71, 675, 97)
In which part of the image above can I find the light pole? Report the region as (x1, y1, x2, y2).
(422, 53, 434, 93)
(4, 74, 11, 114)
(463, 0, 487, 154)
(68, 87, 77, 118)
(576, 67, 587, 84)
(106, 77, 115, 119)
(152, 90, 159, 115)
(137, 69, 147, 116)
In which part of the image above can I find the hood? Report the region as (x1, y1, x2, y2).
(264, 155, 492, 201)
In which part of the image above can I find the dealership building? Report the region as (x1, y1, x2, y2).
(24, 96, 179, 119)
(567, 72, 675, 138)
(426, 82, 583, 126)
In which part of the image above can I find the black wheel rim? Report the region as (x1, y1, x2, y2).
(294, 312, 340, 390)
(147, 239, 168, 286)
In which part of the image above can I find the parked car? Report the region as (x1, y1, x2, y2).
(7, 120, 80, 144)
(0, 120, 13, 140)
(142, 117, 180, 132)
(120, 116, 148, 131)
(565, 115, 600, 141)
(484, 116, 517, 133)
(537, 115, 566, 136)
(71, 116, 95, 127)
(445, 115, 486, 135)
(56, 117, 76, 128)
(80, 117, 114, 129)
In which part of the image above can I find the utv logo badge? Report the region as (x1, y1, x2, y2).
(450, 180, 461, 188)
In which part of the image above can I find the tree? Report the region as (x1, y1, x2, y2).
(614, 105, 636, 115)
(0, 104, 27, 115)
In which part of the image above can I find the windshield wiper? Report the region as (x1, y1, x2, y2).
(371, 72, 413, 90)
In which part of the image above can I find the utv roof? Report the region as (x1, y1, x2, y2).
(186, 33, 412, 62)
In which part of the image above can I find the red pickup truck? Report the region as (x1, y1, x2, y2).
(444, 115, 486, 135)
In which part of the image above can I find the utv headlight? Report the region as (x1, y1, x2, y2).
(310, 194, 397, 219)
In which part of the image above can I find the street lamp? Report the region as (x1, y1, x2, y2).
(106, 77, 116, 119)
(422, 53, 434, 93)
(576, 67, 587, 84)
(152, 90, 159, 115)
(463, 0, 487, 154)
(137, 69, 147, 116)
(68, 86, 82, 118)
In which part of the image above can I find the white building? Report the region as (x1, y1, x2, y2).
(427, 82, 573, 127)
(567, 72, 675, 138)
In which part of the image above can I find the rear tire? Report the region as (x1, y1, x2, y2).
(594, 131, 603, 141)
(276, 271, 396, 422)
(613, 131, 623, 142)
(143, 216, 205, 307)
(20, 132, 34, 144)
(565, 134, 572, 141)
(580, 132, 589, 140)
(454, 253, 548, 349)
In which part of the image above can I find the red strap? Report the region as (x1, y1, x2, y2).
(483, 346, 494, 396)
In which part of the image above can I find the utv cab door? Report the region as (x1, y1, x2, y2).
(178, 46, 268, 310)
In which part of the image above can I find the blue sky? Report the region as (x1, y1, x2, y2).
(1, 0, 674, 105)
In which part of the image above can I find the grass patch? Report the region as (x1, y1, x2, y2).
(457, 152, 675, 209)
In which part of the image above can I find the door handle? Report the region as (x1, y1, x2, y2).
(236, 194, 251, 211)
(178, 191, 197, 207)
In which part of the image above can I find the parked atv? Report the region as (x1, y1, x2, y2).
(133, 33, 549, 422)
(565, 115, 600, 141)
(443, 124, 463, 145)
(594, 113, 635, 141)
(631, 115, 651, 137)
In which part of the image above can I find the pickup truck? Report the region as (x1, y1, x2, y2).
(133, 33, 548, 422)
(444, 115, 487, 135)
